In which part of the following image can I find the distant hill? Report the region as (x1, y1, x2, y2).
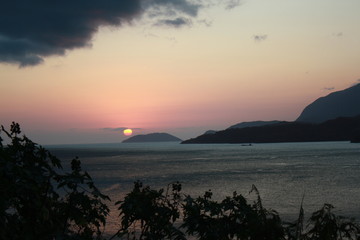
(204, 130, 217, 135)
(182, 115, 360, 144)
(122, 133, 182, 143)
(296, 83, 360, 123)
(228, 120, 283, 129)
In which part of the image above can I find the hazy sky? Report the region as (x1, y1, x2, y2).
(1, 0, 360, 144)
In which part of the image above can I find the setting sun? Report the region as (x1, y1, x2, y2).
(123, 129, 133, 136)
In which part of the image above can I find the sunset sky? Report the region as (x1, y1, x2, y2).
(1, 0, 360, 144)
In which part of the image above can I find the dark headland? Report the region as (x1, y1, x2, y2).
(182, 116, 360, 144)
(297, 83, 360, 123)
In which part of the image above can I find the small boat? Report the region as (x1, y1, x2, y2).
(241, 143, 252, 146)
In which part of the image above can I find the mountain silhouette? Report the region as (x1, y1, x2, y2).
(182, 83, 360, 144)
(182, 115, 360, 144)
(296, 83, 360, 123)
(122, 133, 182, 143)
(228, 120, 282, 129)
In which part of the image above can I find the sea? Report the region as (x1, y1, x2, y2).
(47, 141, 360, 235)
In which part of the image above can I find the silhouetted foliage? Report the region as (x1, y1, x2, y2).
(0, 122, 110, 240)
(1, 122, 359, 240)
(285, 201, 360, 240)
(305, 204, 359, 240)
(182, 185, 285, 240)
(284, 195, 305, 240)
(112, 181, 185, 240)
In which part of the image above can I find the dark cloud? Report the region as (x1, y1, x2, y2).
(155, 17, 192, 27)
(0, 36, 44, 67)
(323, 87, 335, 91)
(253, 34, 268, 42)
(0, 0, 144, 67)
(0, 0, 209, 67)
(144, 0, 201, 17)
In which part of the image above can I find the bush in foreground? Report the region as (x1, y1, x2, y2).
(1, 122, 359, 240)
(0, 123, 110, 240)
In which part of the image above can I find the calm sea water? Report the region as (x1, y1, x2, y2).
(48, 141, 360, 233)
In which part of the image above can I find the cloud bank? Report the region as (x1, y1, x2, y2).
(1, 0, 237, 67)
(101, 127, 142, 132)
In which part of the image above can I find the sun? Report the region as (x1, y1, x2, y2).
(123, 128, 133, 136)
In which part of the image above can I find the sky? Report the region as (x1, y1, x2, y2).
(1, 0, 360, 144)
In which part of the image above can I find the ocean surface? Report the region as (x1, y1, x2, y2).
(47, 141, 360, 234)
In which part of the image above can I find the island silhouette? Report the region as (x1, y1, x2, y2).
(123, 133, 182, 143)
